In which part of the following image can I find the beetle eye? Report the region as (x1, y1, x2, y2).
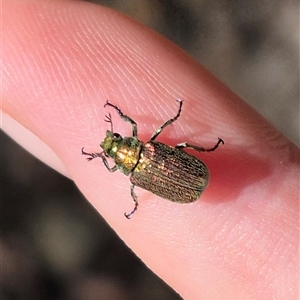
(113, 133, 121, 139)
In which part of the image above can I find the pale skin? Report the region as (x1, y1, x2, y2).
(2, 1, 299, 299)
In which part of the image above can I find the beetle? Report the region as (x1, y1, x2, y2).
(82, 100, 224, 218)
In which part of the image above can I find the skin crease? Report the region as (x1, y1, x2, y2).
(2, 0, 299, 299)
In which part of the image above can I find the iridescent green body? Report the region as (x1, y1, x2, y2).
(82, 100, 224, 218)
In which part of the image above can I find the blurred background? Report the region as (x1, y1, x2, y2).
(2, 0, 299, 299)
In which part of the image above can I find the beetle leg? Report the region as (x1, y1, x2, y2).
(104, 113, 114, 132)
(101, 156, 118, 172)
(104, 101, 138, 137)
(175, 138, 224, 152)
(81, 147, 118, 172)
(150, 99, 183, 141)
(81, 147, 103, 160)
(124, 185, 138, 219)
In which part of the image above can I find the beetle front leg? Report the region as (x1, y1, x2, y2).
(124, 184, 138, 219)
(81, 147, 103, 161)
(104, 101, 138, 137)
(175, 138, 224, 152)
(101, 155, 118, 173)
(81, 147, 118, 172)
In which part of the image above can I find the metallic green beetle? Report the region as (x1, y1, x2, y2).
(82, 100, 224, 218)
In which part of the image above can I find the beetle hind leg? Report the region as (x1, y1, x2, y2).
(175, 138, 224, 152)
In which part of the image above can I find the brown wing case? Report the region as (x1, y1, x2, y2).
(130, 141, 209, 203)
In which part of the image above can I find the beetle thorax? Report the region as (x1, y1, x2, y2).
(100, 130, 143, 175)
